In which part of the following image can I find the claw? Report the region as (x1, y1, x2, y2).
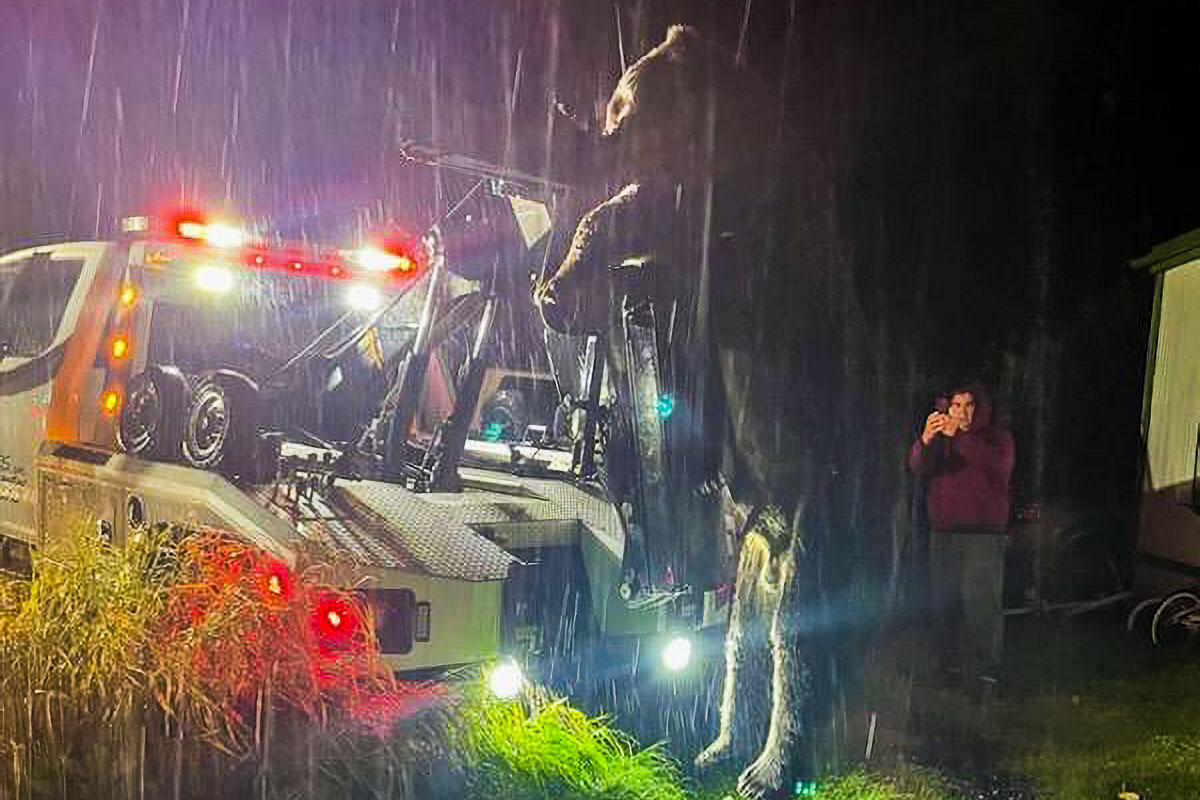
(736, 745, 788, 800)
(693, 733, 735, 772)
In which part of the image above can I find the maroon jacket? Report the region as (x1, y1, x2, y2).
(908, 386, 1015, 533)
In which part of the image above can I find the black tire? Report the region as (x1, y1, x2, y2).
(181, 376, 258, 475)
(1150, 590, 1200, 647)
(117, 366, 187, 460)
(1126, 596, 1162, 636)
(182, 379, 231, 469)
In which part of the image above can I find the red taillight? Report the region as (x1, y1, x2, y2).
(312, 594, 358, 645)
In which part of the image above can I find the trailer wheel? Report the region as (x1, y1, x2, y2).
(1151, 589, 1200, 646)
(117, 366, 187, 460)
(182, 379, 231, 469)
(182, 374, 260, 477)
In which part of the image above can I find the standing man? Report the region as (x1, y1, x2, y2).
(909, 382, 1015, 684)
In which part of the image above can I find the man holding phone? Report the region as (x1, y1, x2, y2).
(908, 382, 1015, 685)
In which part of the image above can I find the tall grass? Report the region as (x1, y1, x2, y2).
(458, 685, 691, 800)
(0, 523, 441, 799)
(0, 523, 965, 800)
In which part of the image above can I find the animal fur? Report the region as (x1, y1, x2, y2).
(535, 24, 877, 797)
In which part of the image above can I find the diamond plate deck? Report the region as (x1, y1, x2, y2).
(252, 468, 624, 582)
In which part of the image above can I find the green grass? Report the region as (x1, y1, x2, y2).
(459, 686, 691, 800)
(695, 764, 963, 800)
(461, 684, 965, 800)
(811, 766, 962, 799)
(995, 659, 1200, 800)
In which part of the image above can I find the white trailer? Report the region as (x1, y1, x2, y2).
(1132, 230, 1200, 595)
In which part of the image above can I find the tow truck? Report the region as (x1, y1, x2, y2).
(0, 188, 726, 684)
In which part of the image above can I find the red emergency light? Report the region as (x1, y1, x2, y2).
(136, 210, 427, 286)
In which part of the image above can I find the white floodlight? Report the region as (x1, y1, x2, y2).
(662, 635, 693, 672)
(488, 661, 524, 699)
(193, 264, 235, 294)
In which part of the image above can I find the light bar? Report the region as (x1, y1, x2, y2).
(204, 222, 247, 248)
(177, 220, 207, 240)
(172, 215, 246, 248)
(353, 247, 405, 272)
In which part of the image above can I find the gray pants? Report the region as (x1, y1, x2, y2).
(929, 531, 1007, 678)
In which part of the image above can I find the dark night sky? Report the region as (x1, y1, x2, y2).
(1, 0, 1198, 502)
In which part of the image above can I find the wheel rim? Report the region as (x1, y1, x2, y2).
(1151, 592, 1200, 646)
(118, 375, 163, 455)
(184, 383, 229, 466)
(1127, 596, 1162, 633)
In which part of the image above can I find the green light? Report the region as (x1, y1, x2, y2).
(794, 780, 820, 797)
(655, 393, 675, 420)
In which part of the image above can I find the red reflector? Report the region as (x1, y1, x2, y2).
(259, 560, 292, 603)
(312, 594, 358, 644)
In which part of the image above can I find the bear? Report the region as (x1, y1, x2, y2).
(534, 23, 882, 799)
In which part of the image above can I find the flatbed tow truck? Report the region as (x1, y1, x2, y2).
(0, 192, 723, 685)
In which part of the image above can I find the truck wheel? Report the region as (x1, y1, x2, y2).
(117, 366, 186, 460)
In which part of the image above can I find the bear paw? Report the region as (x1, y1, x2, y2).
(693, 733, 735, 772)
(736, 745, 788, 799)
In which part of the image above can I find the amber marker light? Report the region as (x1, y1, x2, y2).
(102, 390, 121, 414)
